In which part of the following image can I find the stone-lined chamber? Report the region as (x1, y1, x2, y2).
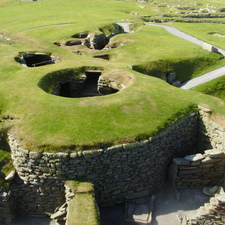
(16, 52, 56, 67)
(2, 105, 225, 224)
(39, 67, 133, 98)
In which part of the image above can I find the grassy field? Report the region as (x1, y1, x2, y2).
(0, 0, 225, 153)
(0, 138, 13, 190)
(191, 75, 225, 101)
(173, 23, 225, 50)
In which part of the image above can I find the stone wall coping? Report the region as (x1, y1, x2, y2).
(198, 105, 212, 115)
(174, 149, 225, 165)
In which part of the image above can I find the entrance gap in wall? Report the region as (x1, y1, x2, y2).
(81, 70, 102, 97)
(58, 70, 102, 98)
(59, 82, 71, 98)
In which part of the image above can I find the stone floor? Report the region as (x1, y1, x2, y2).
(10, 216, 55, 225)
(100, 182, 210, 225)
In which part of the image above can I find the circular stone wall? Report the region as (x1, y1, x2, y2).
(38, 67, 133, 98)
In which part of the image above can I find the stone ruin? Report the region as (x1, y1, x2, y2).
(48, 68, 133, 98)
(17, 52, 55, 67)
(55, 23, 126, 51)
(166, 72, 181, 87)
(53, 70, 104, 98)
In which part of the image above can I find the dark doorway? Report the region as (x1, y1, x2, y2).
(59, 82, 71, 97)
(81, 71, 102, 97)
(57, 70, 102, 98)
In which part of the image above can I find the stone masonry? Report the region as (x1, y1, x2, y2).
(10, 177, 65, 217)
(172, 149, 225, 189)
(191, 191, 225, 225)
(198, 105, 225, 151)
(9, 112, 198, 209)
(2, 105, 225, 223)
(0, 191, 13, 225)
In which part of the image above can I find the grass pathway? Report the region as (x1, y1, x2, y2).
(146, 23, 225, 89)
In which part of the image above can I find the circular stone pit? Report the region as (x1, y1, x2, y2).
(38, 67, 133, 98)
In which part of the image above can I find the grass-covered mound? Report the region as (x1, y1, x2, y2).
(172, 23, 225, 51)
(133, 52, 224, 83)
(1, 0, 225, 152)
(191, 75, 225, 101)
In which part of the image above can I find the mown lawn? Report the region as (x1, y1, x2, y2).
(1, 0, 225, 152)
(191, 75, 225, 101)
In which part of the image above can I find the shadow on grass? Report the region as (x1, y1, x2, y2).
(132, 54, 224, 83)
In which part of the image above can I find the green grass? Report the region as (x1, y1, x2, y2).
(0, 0, 225, 152)
(173, 23, 225, 50)
(0, 138, 13, 191)
(66, 179, 100, 225)
(133, 52, 225, 83)
(191, 75, 225, 101)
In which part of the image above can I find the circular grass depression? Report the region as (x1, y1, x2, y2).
(38, 67, 134, 98)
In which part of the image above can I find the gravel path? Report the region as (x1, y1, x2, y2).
(145, 23, 225, 89)
(117, 22, 132, 33)
(19, 23, 76, 32)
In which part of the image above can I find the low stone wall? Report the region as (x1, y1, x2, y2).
(191, 190, 225, 225)
(171, 149, 225, 189)
(9, 112, 198, 206)
(3, 104, 225, 222)
(198, 106, 225, 152)
(10, 177, 65, 217)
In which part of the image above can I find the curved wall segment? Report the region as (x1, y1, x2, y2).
(39, 67, 133, 98)
(9, 112, 198, 206)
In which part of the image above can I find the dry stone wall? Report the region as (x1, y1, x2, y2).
(2, 105, 225, 222)
(172, 149, 225, 189)
(198, 105, 225, 152)
(10, 177, 65, 216)
(191, 191, 225, 225)
(9, 112, 198, 207)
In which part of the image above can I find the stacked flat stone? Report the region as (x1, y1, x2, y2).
(2, 105, 225, 222)
(10, 178, 65, 217)
(198, 106, 225, 151)
(191, 191, 225, 225)
(173, 149, 225, 189)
